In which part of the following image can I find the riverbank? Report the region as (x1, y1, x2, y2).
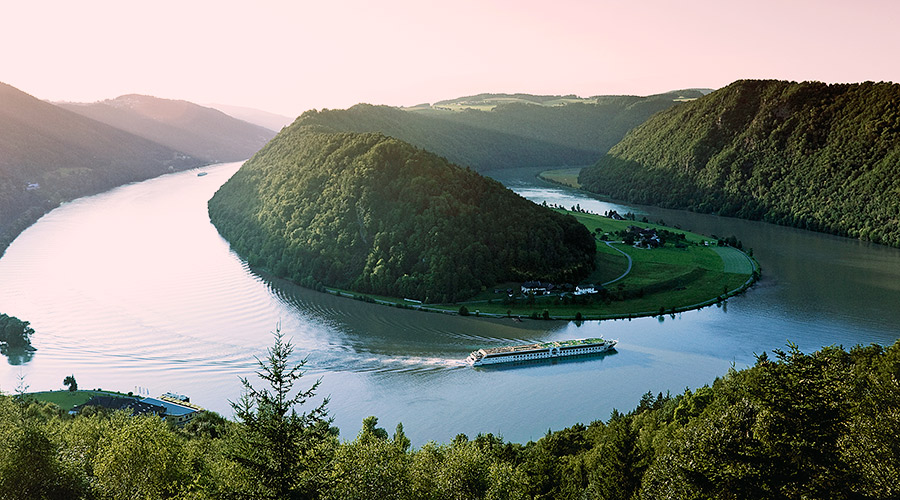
(306, 207, 759, 322)
(0, 163, 212, 259)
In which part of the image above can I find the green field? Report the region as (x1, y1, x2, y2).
(712, 246, 756, 274)
(422, 96, 597, 112)
(26, 390, 135, 411)
(538, 167, 582, 188)
(430, 210, 755, 320)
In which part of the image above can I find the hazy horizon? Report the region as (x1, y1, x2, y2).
(4, 0, 899, 117)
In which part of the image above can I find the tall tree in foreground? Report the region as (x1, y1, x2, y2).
(226, 326, 335, 499)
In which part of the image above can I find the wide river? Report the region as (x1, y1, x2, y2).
(2, 163, 899, 445)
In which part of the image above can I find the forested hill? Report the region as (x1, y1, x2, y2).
(207, 123, 595, 302)
(58, 95, 276, 163)
(292, 89, 705, 172)
(0, 82, 202, 256)
(579, 80, 900, 247)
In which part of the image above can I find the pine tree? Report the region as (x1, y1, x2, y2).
(227, 326, 335, 499)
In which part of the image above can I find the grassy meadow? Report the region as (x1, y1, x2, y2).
(445, 210, 755, 320)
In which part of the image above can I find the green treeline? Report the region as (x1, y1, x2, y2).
(0, 313, 33, 351)
(208, 123, 595, 302)
(294, 90, 701, 172)
(5, 335, 900, 499)
(579, 80, 900, 247)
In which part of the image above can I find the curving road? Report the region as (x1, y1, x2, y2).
(601, 241, 633, 286)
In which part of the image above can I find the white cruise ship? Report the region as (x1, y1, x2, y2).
(466, 337, 617, 366)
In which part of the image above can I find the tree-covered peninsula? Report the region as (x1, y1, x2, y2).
(208, 122, 596, 302)
(579, 80, 900, 247)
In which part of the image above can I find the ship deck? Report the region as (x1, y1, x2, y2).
(480, 338, 610, 356)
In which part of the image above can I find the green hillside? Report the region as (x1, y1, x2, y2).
(208, 122, 595, 302)
(579, 80, 900, 247)
(294, 90, 704, 172)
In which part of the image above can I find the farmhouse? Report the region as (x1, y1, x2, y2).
(521, 281, 553, 295)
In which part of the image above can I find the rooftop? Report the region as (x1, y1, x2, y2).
(141, 397, 201, 416)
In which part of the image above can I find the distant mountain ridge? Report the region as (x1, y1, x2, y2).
(429, 89, 711, 109)
(58, 95, 275, 163)
(207, 103, 294, 132)
(579, 79, 900, 247)
(294, 89, 706, 172)
(0, 82, 271, 256)
(0, 82, 205, 254)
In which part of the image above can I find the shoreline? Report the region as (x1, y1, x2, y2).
(253, 213, 761, 323)
(311, 253, 759, 323)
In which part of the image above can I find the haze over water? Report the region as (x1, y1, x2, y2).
(1, 163, 898, 444)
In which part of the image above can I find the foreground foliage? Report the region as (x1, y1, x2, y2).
(5, 337, 900, 499)
(579, 80, 900, 247)
(208, 123, 595, 302)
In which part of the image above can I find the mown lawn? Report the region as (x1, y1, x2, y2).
(453, 210, 755, 319)
(26, 389, 134, 411)
(538, 167, 582, 188)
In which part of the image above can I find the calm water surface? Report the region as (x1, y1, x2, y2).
(1, 163, 898, 444)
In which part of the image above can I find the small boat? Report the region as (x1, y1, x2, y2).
(466, 337, 616, 366)
(197, 172, 208, 177)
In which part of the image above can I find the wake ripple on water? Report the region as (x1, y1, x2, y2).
(313, 351, 469, 374)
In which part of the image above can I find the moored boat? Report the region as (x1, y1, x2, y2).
(466, 337, 616, 366)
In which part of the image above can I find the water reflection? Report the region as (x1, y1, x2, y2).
(1, 346, 35, 366)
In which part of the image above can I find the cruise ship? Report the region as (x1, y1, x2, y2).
(465, 337, 617, 366)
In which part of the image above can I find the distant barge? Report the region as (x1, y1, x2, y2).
(466, 337, 617, 366)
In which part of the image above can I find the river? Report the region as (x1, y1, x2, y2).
(1, 163, 898, 445)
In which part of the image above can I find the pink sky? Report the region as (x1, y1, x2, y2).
(3, 0, 898, 117)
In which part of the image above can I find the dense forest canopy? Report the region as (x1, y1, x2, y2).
(5, 338, 900, 499)
(208, 122, 595, 302)
(579, 79, 900, 247)
(293, 89, 705, 172)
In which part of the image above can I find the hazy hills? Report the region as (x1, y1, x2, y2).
(207, 103, 294, 132)
(0, 82, 206, 253)
(427, 89, 711, 110)
(579, 80, 900, 247)
(0, 84, 196, 180)
(208, 120, 596, 302)
(295, 90, 707, 172)
(58, 95, 276, 163)
(0, 82, 273, 256)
